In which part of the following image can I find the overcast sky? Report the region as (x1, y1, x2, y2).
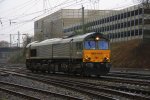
(0, 0, 139, 43)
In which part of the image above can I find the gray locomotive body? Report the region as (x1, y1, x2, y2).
(26, 32, 111, 76)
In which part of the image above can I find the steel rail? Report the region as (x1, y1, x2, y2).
(5, 71, 150, 100)
(30, 74, 150, 100)
(0, 81, 82, 100)
(0, 87, 40, 100)
(100, 76, 150, 86)
(107, 72, 150, 80)
(5, 71, 118, 100)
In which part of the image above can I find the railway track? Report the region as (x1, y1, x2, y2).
(100, 75, 150, 87)
(0, 87, 39, 100)
(0, 84, 40, 100)
(107, 72, 150, 80)
(4, 71, 150, 100)
(0, 81, 82, 100)
(1, 66, 150, 87)
(1, 65, 150, 100)
(2, 71, 118, 100)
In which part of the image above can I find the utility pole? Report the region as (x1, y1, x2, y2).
(10, 34, 11, 47)
(18, 31, 20, 47)
(82, 5, 85, 34)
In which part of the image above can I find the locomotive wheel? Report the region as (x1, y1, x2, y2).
(41, 64, 48, 73)
(61, 63, 68, 73)
(47, 65, 51, 73)
(52, 64, 55, 74)
(80, 64, 90, 77)
(30, 63, 36, 72)
(35, 63, 41, 72)
(96, 75, 100, 77)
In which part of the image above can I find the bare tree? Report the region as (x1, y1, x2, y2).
(22, 35, 32, 56)
(0, 41, 9, 47)
(22, 35, 32, 48)
(135, 0, 150, 8)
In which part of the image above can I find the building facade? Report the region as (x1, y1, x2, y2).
(63, 4, 150, 42)
(34, 9, 113, 41)
(34, 4, 150, 42)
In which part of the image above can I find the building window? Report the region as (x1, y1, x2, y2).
(131, 20, 134, 26)
(112, 16, 115, 21)
(110, 16, 112, 22)
(115, 33, 117, 38)
(139, 29, 142, 35)
(99, 19, 102, 24)
(121, 32, 124, 38)
(139, 18, 142, 24)
(115, 15, 117, 20)
(112, 25, 114, 30)
(112, 33, 114, 39)
(102, 19, 104, 24)
(124, 22, 127, 27)
(121, 23, 123, 28)
(118, 14, 120, 20)
(131, 30, 134, 36)
(135, 19, 138, 25)
(127, 11, 130, 17)
(127, 31, 131, 36)
(135, 30, 139, 35)
(118, 23, 121, 29)
(135, 9, 138, 15)
(124, 31, 127, 37)
(107, 26, 109, 31)
(121, 13, 124, 19)
(110, 25, 112, 30)
(115, 24, 117, 29)
(131, 11, 134, 16)
(139, 8, 142, 14)
(124, 12, 127, 18)
(118, 32, 120, 38)
(105, 18, 107, 23)
(102, 27, 104, 32)
(127, 21, 130, 27)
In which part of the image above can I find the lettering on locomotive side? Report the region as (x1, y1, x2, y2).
(91, 52, 102, 55)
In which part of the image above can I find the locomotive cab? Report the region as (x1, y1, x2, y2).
(82, 34, 111, 75)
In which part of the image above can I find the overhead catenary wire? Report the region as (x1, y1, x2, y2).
(0, 0, 90, 33)
(0, 0, 85, 35)
(0, 0, 37, 18)
(0, 0, 85, 25)
(0, 0, 73, 23)
(0, 0, 137, 40)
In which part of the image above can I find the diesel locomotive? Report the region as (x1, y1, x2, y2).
(26, 32, 111, 76)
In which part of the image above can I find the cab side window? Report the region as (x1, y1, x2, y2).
(30, 49, 37, 57)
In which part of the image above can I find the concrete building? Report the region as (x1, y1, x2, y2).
(34, 9, 113, 41)
(34, 4, 150, 42)
(63, 4, 150, 42)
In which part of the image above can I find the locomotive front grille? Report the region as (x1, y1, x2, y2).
(83, 50, 110, 63)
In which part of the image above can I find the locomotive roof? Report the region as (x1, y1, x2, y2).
(26, 32, 105, 48)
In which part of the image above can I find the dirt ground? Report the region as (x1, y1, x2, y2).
(111, 39, 150, 68)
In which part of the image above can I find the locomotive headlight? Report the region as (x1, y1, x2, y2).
(85, 56, 91, 61)
(95, 36, 100, 41)
(103, 57, 109, 62)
